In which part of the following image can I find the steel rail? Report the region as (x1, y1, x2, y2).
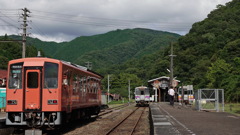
(99, 103, 130, 117)
(105, 107, 140, 135)
(130, 107, 146, 135)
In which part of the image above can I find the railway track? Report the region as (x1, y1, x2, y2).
(98, 103, 131, 117)
(3, 104, 147, 135)
(105, 107, 146, 135)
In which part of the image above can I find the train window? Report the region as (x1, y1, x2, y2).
(91, 78, 95, 93)
(94, 80, 97, 93)
(82, 76, 86, 92)
(141, 91, 144, 95)
(87, 76, 90, 93)
(145, 88, 150, 94)
(9, 63, 23, 89)
(90, 78, 94, 93)
(96, 80, 100, 93)
(79, 76, 83, 92)
(27, 72, 38, 88)
(73, 74, 79, 93)
(44, 62, 58, 88)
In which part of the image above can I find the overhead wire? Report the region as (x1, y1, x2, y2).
(0, 10, 19, 29)
(30, 9, 192, 30)
(1, 8, 192, 40)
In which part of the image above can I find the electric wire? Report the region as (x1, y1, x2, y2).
(0, 8, 192, 40)
(0, 11, 19, 29)
(30, 9, 192, 30)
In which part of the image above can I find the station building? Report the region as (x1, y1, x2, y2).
(148, 76, 180, 102)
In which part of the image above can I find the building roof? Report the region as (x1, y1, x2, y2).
(148, 76, 169, 83)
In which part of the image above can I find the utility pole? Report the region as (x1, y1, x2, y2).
(128, 80, 130, 103)
(21, 8, 30, 58)
(85, 61, 92, 70)
(0, 8, 30, 58)
(169, 42, 176, 87)
(108, 75, 109, 103)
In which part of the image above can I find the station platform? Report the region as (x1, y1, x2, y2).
(150, 102, 240, 135)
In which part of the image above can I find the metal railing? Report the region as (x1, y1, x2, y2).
(195, 89, 224, 112)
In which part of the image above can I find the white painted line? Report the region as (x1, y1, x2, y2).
(227, 115, 239, 119)
(152, 115, 165, 118)
(158, 105, 196, 135)
(154, 118, 167, 121)
(154, 122, 172, 126)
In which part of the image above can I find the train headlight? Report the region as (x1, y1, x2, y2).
(48, 99, 58, 105)
(7, 100, 17, 105)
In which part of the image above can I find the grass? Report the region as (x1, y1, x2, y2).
(224, 103, 240, 116)
(192, 101, 240, 116)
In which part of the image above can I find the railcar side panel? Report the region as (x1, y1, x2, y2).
(6, 57, 102, 129)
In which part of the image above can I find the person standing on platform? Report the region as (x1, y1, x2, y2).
(168, 86, 175, 106)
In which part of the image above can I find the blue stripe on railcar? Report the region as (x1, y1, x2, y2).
(0, 88, 6, 108)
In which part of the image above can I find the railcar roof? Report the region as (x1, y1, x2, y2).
(8, 57, 103, 78)
(135, 86, 148, 89)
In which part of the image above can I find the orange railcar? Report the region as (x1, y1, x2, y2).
(6, 57, 102, 128)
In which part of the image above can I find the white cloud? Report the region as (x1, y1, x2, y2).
(0, 0, 232, 42)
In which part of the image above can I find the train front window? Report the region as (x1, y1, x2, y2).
(135, 89, 140, 95)
(9, 63, 23, 89)
(44, 62, 58, 88)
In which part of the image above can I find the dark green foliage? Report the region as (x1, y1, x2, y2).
(173, 0, 240, 102)
(101, 73, 142, 97)
(0, 35, 38, 69)
(54, 28, 180, 70)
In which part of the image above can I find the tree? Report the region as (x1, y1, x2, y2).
(206, 59, 231, 88)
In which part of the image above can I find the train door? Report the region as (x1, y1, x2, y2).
(24, 69, 41, 110)
(140, 90, 145, 100)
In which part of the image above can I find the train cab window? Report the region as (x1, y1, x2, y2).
(9, 63, 23, 89)
(141, 91, 144, 95)
(27, 72, 38, 88)
(44, 62, 58, 88)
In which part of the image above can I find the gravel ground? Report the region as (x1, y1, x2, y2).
(64, 104, 150, 135)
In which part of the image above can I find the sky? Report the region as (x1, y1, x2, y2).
(0, 0, 232, 42)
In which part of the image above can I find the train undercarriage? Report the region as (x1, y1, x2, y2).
(6, 106, 101, 129)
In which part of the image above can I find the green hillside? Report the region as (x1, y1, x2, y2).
(9, 35, 63, 57)
(101, 0, 240, 102)
(174, 0, 240, 102)
(8, 28, 180, 71)
(0, 34, 38, 69)
(71, 28, 180, 69)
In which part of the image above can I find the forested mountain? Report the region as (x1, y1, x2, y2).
(9, 35, 62, 57)
(173, 0, 240, 102)
(0, 34, 38, 69)
(53, 28, 180, 69)
(101, 0, 240, 102)
(8, 28, 180, 70)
